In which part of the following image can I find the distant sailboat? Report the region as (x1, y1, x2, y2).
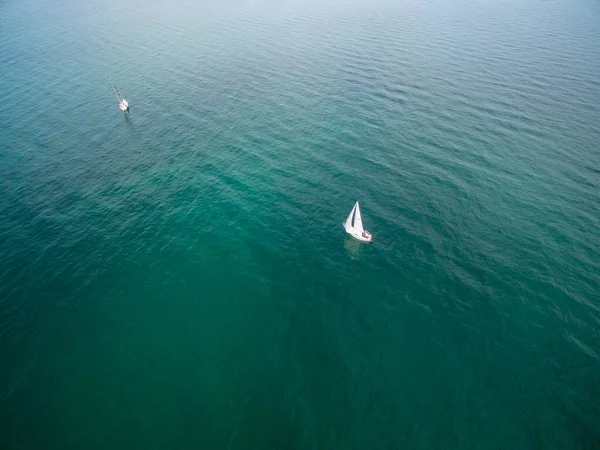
(343, 201, 372, 242)
(110, 78, 129, 112)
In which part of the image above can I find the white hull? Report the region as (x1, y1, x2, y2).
(119, 100, 129, 112)
(344, 224, 372, 242)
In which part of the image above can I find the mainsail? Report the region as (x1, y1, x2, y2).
(344, 202, 357, 230)
(344, 202, 364, 233)
(353, 202, 364, 232)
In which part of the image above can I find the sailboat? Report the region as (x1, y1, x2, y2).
(343, 201, 372, 242)
(110, 78, 129, 112)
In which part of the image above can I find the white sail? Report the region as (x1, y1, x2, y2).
(343, 200, 372, 242)
(353, 202, 364, 233)
(344, 202, 357, 230)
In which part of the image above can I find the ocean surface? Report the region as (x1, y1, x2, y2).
(1, 0, 600, 448)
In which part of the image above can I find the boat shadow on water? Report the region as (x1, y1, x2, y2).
(344, 237, 363, 260)
(124, 112, 134, 129)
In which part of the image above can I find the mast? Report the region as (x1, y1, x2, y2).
(110, 78, 122, 102)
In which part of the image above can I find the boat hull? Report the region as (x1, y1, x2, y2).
(344, 225, 372, 243)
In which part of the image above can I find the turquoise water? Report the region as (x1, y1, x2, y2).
(1, 0, 600, 447)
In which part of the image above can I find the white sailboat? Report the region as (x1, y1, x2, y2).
(110, 78, 129, 112)
(343, 201, 372, 242)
